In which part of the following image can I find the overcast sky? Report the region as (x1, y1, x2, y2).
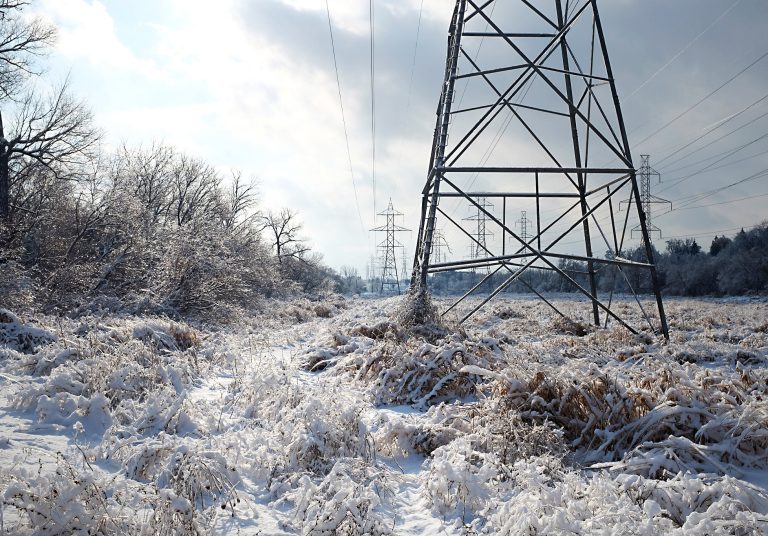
(33, 0, 768, 273)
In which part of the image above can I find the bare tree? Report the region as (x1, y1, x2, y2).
(223, 170, 257, 231)
(0, 0, 56, 100)
(113, 143, 176, 228)
(0, 82, 100, 220)
(259, 208, 309, 264)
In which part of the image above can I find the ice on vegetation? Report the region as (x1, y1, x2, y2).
(0, 296, 767, 534)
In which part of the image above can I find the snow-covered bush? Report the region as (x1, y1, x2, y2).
(487, 461, 768, 535)
(423, 438, 503, 525)
(273, 395, 372, 476)
(0, 309, 57, 354)
(1, 454, 141, 535)
(289, 459, 393, 535)
(338, 334, 502, 407)
(460, 351, 768, 475)
(156, 445, 240, 513)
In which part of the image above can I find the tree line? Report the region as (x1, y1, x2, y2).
(429, 223, 768, 298)
(0, 1, 356, 317)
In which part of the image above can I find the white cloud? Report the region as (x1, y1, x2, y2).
(35, 0, 162, 79)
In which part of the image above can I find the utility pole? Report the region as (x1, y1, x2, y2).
(371, 199, 410, 294)
(410, 0, 669, 339)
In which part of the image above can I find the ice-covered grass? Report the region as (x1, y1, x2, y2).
(1, 296, 767, 534)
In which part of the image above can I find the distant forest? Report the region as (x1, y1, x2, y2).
(430, 223, 768, 298)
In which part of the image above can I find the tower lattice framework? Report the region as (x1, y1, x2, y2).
(411, 0, 669, 338)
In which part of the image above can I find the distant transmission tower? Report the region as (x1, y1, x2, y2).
(402, 248, 409, 287)
(516, 210, 532, 243)
(371, 199, 410, 294)
(463, 197, 494, 272)
(431, 229, 452, 264)
(410, 0, 669, 339)
(631, 155, 671, 243)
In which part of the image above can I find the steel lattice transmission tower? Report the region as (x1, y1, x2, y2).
(463, 197, 494, 271)
(631, 155, 670, 244)
(432, 229, 452, 264)
(372, 199, 410, 294)
(410, 0, 669, 339)
(516, 210, 532, 242)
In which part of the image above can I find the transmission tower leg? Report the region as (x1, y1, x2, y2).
(592, 1, 669, 339)
(556, 0, 600, 326)
(415, 0, 467, 289)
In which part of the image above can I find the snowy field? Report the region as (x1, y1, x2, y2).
(1, 295, 767, 535)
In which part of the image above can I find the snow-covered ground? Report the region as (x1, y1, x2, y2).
(1, 296, 767, 535)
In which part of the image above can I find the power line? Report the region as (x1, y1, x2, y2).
(674, 167, 768, 209)
(622, 0, 743, 105)
(405, 0, 425, 113)
(561, 221, 766, 246)
(656, 191, 768, 216)
(662, 128, 768, 176)
(453, 0, 498, 112)
(665, 146, 768, 185)
(658, 106, 768, 174)
(657, 131, 768, 194)
(654, 91, 768, 168)
(369, 0, 377, 217)
(635, 48, 768, 148)
(324, 0, 365, 231)
(663, 223, 762, 240)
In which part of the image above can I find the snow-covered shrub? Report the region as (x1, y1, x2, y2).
(339, 334, 501, 407)
(0, 309, 57, 354)
(470, 405, 569, 466)
(301, 331, 364, 372)
(371, 404, 467, 457)
(396, 287, 440, 329)
(423, 438, 503, 524)
(615, 472, 768, 531)
(550, 315, 593, 336)
(33, 391, 113, 436)
(11, 333, 199, 435)
(149, 488, 202, 536)
(103, 437, 238, 531)
(1, 454, 141, 535)
(289, 459, 393, 536)
(112, 388, 200, 437)
(348, 321, 401, 341)
(466, 350, 768, 477)
(487, 462, 768, 535)
(108, 433, 178, 482)
(277, 396, 372, 476)
(156, 445, 240, 513)
(237, 365, 373, 485)
(488, 460, 663, 535)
